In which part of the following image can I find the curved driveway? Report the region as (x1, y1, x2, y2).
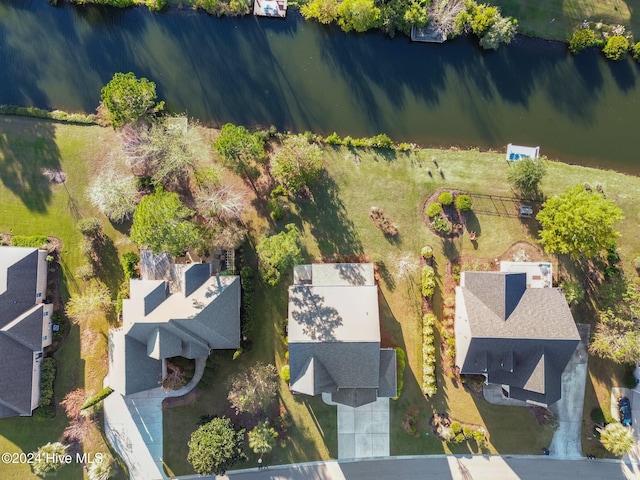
(184, 456, 640, 480)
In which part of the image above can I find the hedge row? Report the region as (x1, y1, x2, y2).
(81, 387, 114, 410)
(422, 266, 436, 298)
(10, 235, 49, 248)
(422, 314, 437, 397)
(39, 358, 56, 408)
(394, 347, 406, 400)
(0, 105, 98, 124)
(240, 266, 255, 339)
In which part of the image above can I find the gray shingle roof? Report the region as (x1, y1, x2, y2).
(455, 270, 580, 407)
(288, 264, 388, 407)
(0, 335, 36, 417)
(0, 247, 39, 328)
(378, 348, 397, 398)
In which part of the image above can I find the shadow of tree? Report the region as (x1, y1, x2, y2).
(0, 117, 61, 212)
(96, 235, 124, 324)
(289, 288, 342, 341)
(334, 263, 368, 285)
(296, 171, 363, 256)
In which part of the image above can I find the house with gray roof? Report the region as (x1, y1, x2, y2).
(0, 246, 53, 418)
(108, 262, 240, 396)
(455, 270, 580, 407)
(288, 263, 397, 408)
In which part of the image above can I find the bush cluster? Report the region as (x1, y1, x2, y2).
(569, 28, 598, 54)
(456, 194, 473, 211)
(39, 358, 56, 408)
(421, 246, 433, 259)
(422, 313, 437, 397)
(431, 214, 452, 235)
(425, 202, 442, 218)
(394, 347, 406, 400)
(369, 207, 399, 236)
(240, 266, 255, 339)
(81, 387, 114, 410)
(324, 132, 394, 149)
(280, 365, 290, 383)
(438, 191, 453, 206)
(448, 421, 485, 444)
(10, 235, 49, 248)
(421, 266, 436, 298)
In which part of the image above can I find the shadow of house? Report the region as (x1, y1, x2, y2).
(0, 247, 53, 418)
(455, 271, 580, 408)
(288, 263, 396, 408)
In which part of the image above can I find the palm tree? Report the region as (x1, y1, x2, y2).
(598, 423, 634, 456)
(248, 421, 278, 456)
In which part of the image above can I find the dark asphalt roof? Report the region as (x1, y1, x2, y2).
(378, 349, 397, 398)
(0, 247, 38, 329)
(331, 388, 378, 408)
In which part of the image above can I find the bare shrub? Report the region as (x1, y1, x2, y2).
(196, 183, 248, 223)
(429, 0, 465, 38)
(60, 388, 87, 420)
(88, 168, 139, 223)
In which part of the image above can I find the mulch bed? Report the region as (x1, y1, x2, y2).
(422, 189, 469, 238)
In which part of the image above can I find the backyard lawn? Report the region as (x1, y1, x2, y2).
(0, 116, 128, 480)
(3, 116, 640, 477)
(491, 0, 640, 40)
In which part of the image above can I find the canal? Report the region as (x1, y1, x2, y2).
(1, 0, 639, 174)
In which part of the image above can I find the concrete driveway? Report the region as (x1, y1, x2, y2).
(549, 324, 589, 459)
(336, 398, 390, 459)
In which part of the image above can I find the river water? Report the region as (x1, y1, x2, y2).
(1, 0, 639, 174)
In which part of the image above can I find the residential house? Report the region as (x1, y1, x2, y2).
(0, 246, 53, 418)
(108, 263, 240, 395)
(455, 270, 580, 407)
(288, 263, 397, 408)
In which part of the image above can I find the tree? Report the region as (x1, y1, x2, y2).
(248, 421, 278, 455)
(88, 454, 115, 480)
(403, 0, 428, 28)
(478, 14, 517, 50)
(589, 309, 640, 364)
(300, 0, 339, 24)
(227, 363, 279, 415)
(469, 3, 498, 37)
(569, 28, 597, 55)
(603, 35, 629, 61)
(66, 281, 112, 324)
(196, 183, 248, 223)
(271, 135, 323, 194)
(429, 0, 466, 38)
(507, 158, 546, 197)
(130, 188, 203, 256)
(213, 123, 265, 174)
(187, 417, 247, 476)
(598, 422, 634, 456)
(31, 442, 68, 476)
(536, 185, 623, 259)
(256, 224, 302, 286)
(88, 169, 139, 223)
(100, 72, 163, 128)
(337, 0, 381, 33)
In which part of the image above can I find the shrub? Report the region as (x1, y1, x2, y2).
(32, 442, 68, 476)
(10, 235, 49, 248)
(454, 432, 465, 443)
(325, 132, 342, 145)
(394, 347, 406, 400)
(240, 266, 255, 338)
(267, 197, 285, 221)
(603, 35, 629, 60)
(451, 421, 462, 434)
(81, 387, 114, 410)
(76, 264, 95, 281)
(561, 280, 584, 306)
(421, 246, 433, 259)
(421, 266, 436, 298)
(431, 214, 452, 235)
(633, 42, 640, 61)
(426, 202, 442, 218)
(472, 429, 486, 443)
(369, 133, 394, 149)
(278, 364, 290, 383)
(463, 426, 473, 438)
(456, 194, 472, 211)
(438, 191, 453, 206)
(569, 28, 597, 54)
(121, 252, 140, 279)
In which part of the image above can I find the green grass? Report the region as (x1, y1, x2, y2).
(0, 116, 129, 480)
(491, 0, 640, 40)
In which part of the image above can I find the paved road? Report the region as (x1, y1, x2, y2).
(177, 456, 638, 480)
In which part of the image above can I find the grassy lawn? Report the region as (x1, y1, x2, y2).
(0, 116, 129, 479)
(491, 0, 640, 40)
